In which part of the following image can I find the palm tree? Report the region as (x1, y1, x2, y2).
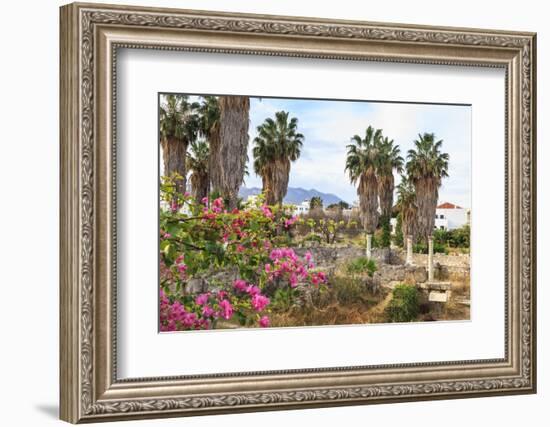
(377, 136, 404, 219)
(252, 111, 304, 206)
(159, 94, 199, 193)
(309, 196, 323, 211)
(197, 96, 221, 195)
(217, 96, 250, 210)
(345, 126, 383, 258)
(186, 140, 210, 203)
(406, 132, 449, 242)
(396, 174, 418, 265)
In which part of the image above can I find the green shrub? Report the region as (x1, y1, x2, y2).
(393, 213, 404, 247)
(413, 242, 448, 254)
(332, 276, 365, 305)
(379, 216, 391, 248)
(303, 232, 322, 243)
(345, 257, 377, 277)
(433, 225, 470, 249)
(385, 284, 419, 322)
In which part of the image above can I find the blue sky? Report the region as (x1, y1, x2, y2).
(245, 97, 471, 208)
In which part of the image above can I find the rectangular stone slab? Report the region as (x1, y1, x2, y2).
(429, 291, 449, 302)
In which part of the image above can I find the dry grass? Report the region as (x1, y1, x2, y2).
(269, 298, 390, 327)
(269, 271, 392, 327)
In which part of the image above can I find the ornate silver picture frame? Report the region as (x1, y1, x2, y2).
(60, 2, 536, 423)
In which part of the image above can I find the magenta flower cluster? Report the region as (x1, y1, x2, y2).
(159, 279, 272, 332)
(233, 279, 271, 315)
(284, 215, 298, 229)
(265, 248, 328, 288)
(160, 289, 209, 331)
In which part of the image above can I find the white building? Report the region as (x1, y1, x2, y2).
(434, 202, 470, 231)
(389, 201, 470, 235)
(292, 200, 310, 216)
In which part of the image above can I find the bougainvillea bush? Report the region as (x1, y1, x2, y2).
(159, 174, 328, 332)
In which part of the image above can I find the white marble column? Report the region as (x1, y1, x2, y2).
(406, 235, 414, 265)
(366, 233, 372, 259)
(428, 235, 434, 282)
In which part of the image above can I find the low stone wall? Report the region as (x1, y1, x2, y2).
(186, 246, 469, 294)
(409, 252, 470, 280)
(412, 253, 470, 268)
(373, 264, 427, 286)
(292, 246, 399, 267)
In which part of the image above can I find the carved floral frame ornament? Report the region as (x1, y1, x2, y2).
(59, 2, 537, 423)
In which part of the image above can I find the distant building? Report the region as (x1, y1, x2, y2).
(435, 202, 470, 231)
(389, 201, 470, 235)
(292, 200, 310, 216)
(246, 194, 260, 205)
(342, 200, 360, 218)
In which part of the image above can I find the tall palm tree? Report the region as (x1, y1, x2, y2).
(197, 96, 221, 195)
(159, 94, 199, 193)
(252, 111, 304, 206)
(345, 126, 383, 258)
(217, 96, 250, 209)
(186, 140, 210, 203)
(396, 174, 418, 265)
(406, 132, 449, 242)
(377, 136, 404, 219)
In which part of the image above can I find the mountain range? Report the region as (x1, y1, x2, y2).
(238, 187, 345, 206)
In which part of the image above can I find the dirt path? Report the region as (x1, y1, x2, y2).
(364, 291, 393, 322)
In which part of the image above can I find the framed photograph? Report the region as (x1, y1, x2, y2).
(59, 2, 537, 423)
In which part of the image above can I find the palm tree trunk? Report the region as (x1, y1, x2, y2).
(271, 158, 290, 205)
(358, 170, 379, 234)
(261, 166, 273, 205)
(191, 172, 209, 203)
(218, 96, 250, 210)
(414, 177, 438, 242)
(208, 121, 221, 195)
(378, 174, 394, 219)
(161, 136, 187, 194)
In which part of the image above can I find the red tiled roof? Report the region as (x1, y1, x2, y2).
(437, 202, 462, 209)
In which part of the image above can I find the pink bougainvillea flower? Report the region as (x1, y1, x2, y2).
(182, 312, 198, 327)
(259, 316, 270, 328)
(236, 244, 245, 253)
(218, 299, 233, 320)
(212, 197, 224, 212)
(304, 251, 312, 263)
(202, 305, 215, 318)
(233, 279, 248, 292)
(246, 285, 261, 296)
(201, 196, 209, 206)
(260, 204, 273, 219)
(177, 263, 187, 273)
(195, 293, 209, 306)
(264, 264, 271, 273)
(284, 215, 298, 229)
(251, 294, 270, 312)
(212, 197, 223, 208)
